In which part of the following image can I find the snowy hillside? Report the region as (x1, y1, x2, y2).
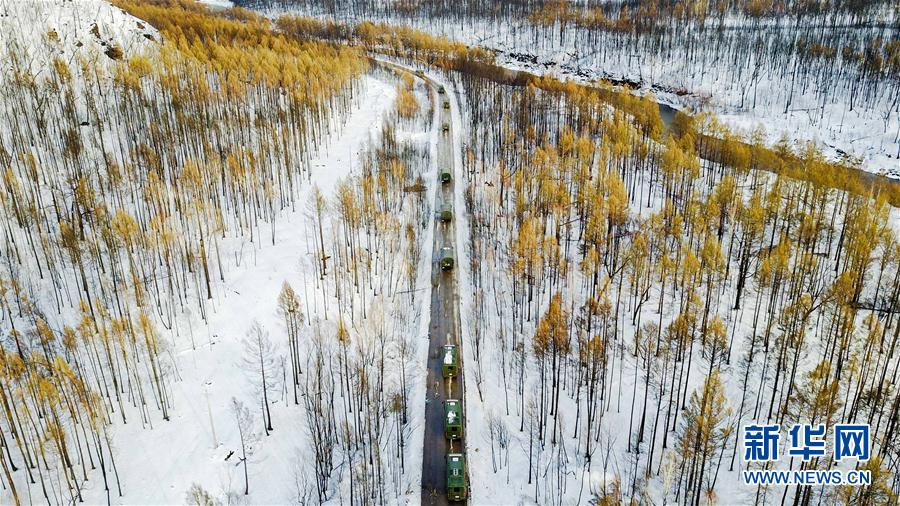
(237, 0, 900, 178)
(449, 66, 900, 504)
(0, 1, 437, 504)
(0, 0, 156, 60)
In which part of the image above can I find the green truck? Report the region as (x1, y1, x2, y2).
(443, 100, 450, 110)
(440, 247, 454, 270)
(438, 85, 446, 94)
(446, 453, 467, 502)
(440, 169, 452, 183)
(442, 122, 450, 133)
(442, 344, 458, 377)
(444, 400, 462, 439)
(415, 69, 424, 78)
(439, 203, 452, 222)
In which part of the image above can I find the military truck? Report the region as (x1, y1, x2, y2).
(439, 203, 452, 222)
(442, 344, 458, 377)
(438, 85, 446, 94)
(440, 247, 454, 270)
(444, 400, 463, 440)
(446, 453, 468, 502)
(440, 169, 452, 183)
(443, 100, 450, 110)
(415, 69, 424, 78)
(442, 122, 450, 133)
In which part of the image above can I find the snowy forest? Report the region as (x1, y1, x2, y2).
(240, 0, 900, 177)
(0, 0, 439, 504)
(0, 0, 899, 505)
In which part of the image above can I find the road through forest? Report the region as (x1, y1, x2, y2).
(419, 75, 466, 506)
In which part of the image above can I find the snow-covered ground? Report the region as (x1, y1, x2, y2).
(243, 1, 900, 177)
(0, 0, 156, 63)
(459, 24, 897, 177)
(68, 75, 400, 505)
(477, 32, 900, 178)
(444, 68, 900, 504)
(0, 1, 440, 504)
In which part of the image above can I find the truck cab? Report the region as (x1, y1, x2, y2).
(439, 203, 452, 222)
(439, 247, 454, 270)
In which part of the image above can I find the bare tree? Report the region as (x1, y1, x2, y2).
(230, 398, 259, 497)
(278, 282, 305, 405)
(241, 322, 278, 435)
